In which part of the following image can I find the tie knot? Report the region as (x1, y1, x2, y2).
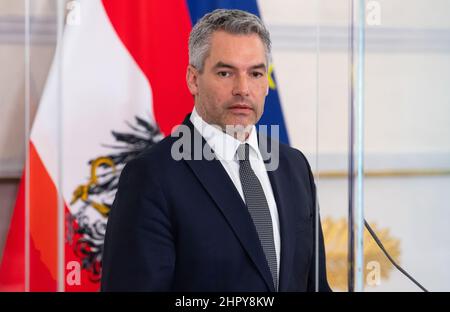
(236, 143, 250, 161)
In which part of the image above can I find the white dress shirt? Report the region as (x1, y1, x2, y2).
(190, 107, 281, 278)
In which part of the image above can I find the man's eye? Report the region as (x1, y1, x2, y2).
(217, 71, 231, 77)
(251, 72, 264, 78)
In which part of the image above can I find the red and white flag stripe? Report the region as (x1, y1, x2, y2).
(0, 0, 193, 291)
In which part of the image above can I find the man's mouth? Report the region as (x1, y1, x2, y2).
(228, 104, 253, 111)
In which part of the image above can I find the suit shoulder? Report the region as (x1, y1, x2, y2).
(121, 134, 179, 177)
(134, 134, 177, 163)
(264, 134, 311, 169)
(283, 144, 311, 168)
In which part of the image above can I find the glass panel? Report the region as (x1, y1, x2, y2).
(27, 0, 60, 292)
(0, 0, 59, 291)
(364, 0, 450, 292)
(314, 0, 353, 292)
(0, 0, 27, 291)
(4, 0, 357, 293)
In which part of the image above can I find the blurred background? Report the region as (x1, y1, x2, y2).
(0, 0, 449, 291)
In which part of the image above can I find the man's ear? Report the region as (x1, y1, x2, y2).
(186, 65, 199, 96)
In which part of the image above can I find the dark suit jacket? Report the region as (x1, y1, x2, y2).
(101, 115, 331, 292)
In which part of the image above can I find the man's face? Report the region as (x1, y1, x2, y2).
(187, 31, 269, 131)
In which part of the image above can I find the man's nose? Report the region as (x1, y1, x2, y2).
(232, 75, 250, 97)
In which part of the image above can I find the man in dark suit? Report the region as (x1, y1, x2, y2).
(101, 9, 331, 292)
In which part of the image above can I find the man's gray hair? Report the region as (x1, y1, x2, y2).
(188, 9, 272, 72)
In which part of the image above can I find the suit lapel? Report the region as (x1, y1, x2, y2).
(266, 167, 298, 291)
(179, 116, 275, 292)
(260, 135, 299, 292)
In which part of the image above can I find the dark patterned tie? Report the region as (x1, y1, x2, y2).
(236, 143, 278, 291)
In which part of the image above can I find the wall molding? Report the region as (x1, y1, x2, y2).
(1, 15, 450, 52)
(0, 15, 57, 45)
(2, 152, 450, 179)
(268, 24, 450, 53)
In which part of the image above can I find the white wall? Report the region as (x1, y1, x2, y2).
(259, 0, 450, 291)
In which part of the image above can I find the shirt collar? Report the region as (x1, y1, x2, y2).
(190, 107, 261, 162)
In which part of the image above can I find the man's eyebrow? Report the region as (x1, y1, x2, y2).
(250, 63, 267, 71)
(213, 61, 267, 71)
(213, 61, 236, 69)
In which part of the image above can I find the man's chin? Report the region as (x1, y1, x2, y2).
(221, 122, 254, 141)
(222, 122, 254, 131)
(224, 116, 256, 128)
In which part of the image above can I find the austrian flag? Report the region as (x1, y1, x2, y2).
(0, 0, 287, 291)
